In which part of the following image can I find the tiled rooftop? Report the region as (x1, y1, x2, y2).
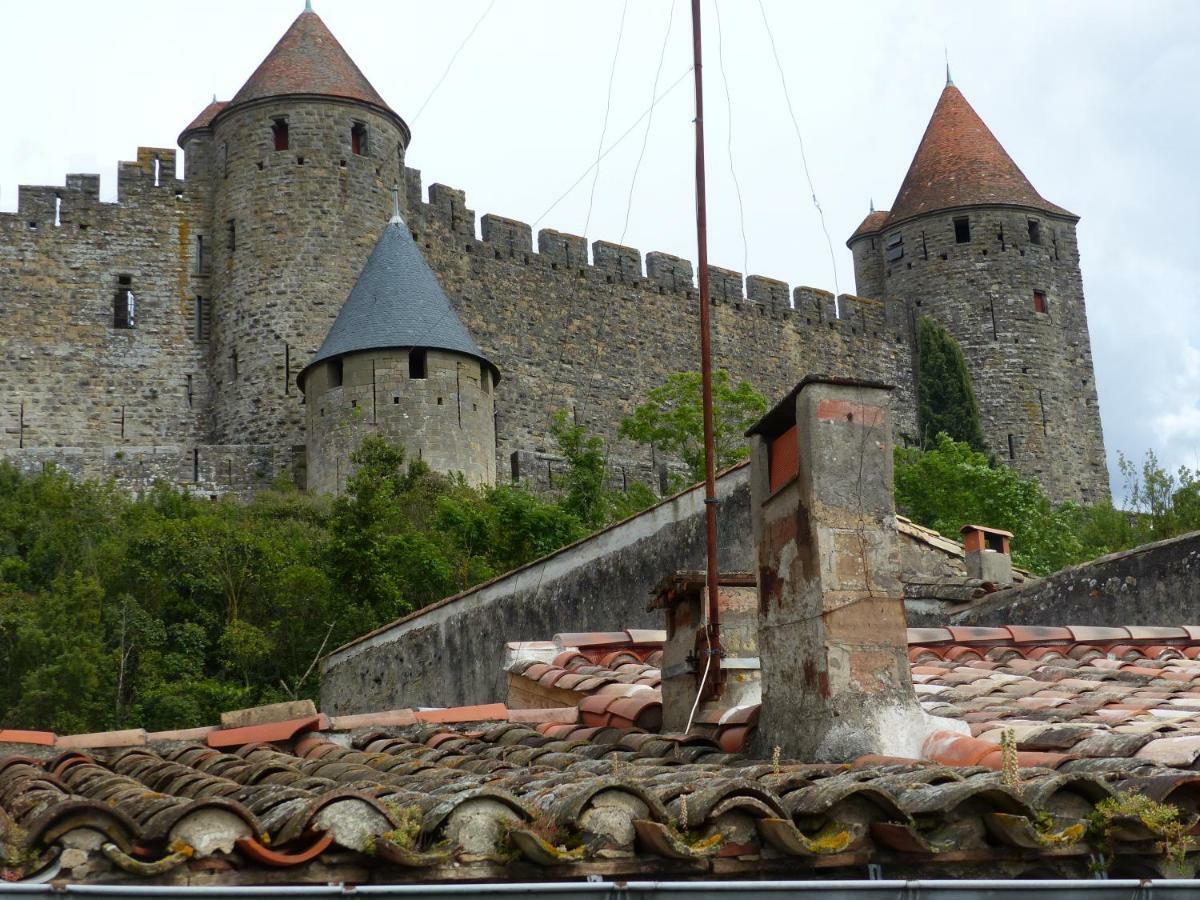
(10, 625, 1200, 882)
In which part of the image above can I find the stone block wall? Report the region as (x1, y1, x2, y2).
(304, 348, 496, 494)
(401, 167, 918, 492)
(851, 206, 1108, 504)
(0, 148, 211, 452)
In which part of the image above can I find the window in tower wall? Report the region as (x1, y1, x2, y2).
(954, 216, 971, 243)
(885, 231, 903, 262)
(113, 275, 135, 329)
(329, 359, 343, 388)
(272, 117, 289, 151)
(1033, 290, 1048, 314)
(1028, 219, 1042, 245)
(409, 349, 427, 379)
(351, 121, 368, 156)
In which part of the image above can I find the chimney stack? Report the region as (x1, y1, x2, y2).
(745, 377, 943, 760)
(960, 525, 1014, 585)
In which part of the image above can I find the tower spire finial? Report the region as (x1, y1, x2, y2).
(305, 0, 312, 10)
(390, 182, 403, 224)
(869, 197, 875, 213)
(945, 48, 953, 86)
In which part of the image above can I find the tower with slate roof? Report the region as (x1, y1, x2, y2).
(179, 6, 410, 451)
(297, 208, 499, 493)
(847, 78, 1108, 503)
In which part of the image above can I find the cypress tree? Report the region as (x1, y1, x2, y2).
(916, 316, 987, 452)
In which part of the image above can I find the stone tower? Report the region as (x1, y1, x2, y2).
(848, 79, 1109, 504)
(178, 7, 409, 452)
(297, 209, 499, 494)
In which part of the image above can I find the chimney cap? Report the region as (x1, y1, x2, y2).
(745, 375, 894, 439)
(960, 524, 1015, 539)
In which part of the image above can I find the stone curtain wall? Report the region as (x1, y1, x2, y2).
(3, 139, 1109, 506)
(0, 149, 211, 452)
(401, 167, 918, 492)
(851, 207, 1108, 504)
(0, 443, 296, 499)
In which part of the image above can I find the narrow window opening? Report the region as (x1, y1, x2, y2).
(194, 296, 209, 340)
(196, 234, 206, 273)
(1027, 219, 1042, 245)
(920, 230, 928, 260)
(272, 117, 289, 151)
(480, 363, 489, 392)
(409, 349, 427, 379)
(988, 297, 998, 340)
(1007, 434, 1016, 460)
(953, 216, 971, 243)
(154, 157, 161, 187)
(221, 143, 229, 178)
(230, 350, 238, 381)
(998, 224, 1006, 251)
(1038, 389, 1049, 437)
(1033, 290, 1048, 314)
(296, 156, 305, 166)
(351, 121, 368, 156)
(113, 275, 135, 329)
(227, 219, 236, 252)
(351, 399, 357, 408)
(393, 396, 400, 404)
(885, 231, 903, 262)
(54, 194, 62, 227)
(284, 342, 291, 394)
(437, 397, 443, 405)
(1052, 233, 1060, 260)
(329, 359, 343, 388)
(193, 448, 200, 482)
(186, 374, 194, 408)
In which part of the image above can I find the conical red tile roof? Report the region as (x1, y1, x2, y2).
(178, 99, 227, 143)
(228, 10, 397, 118)
(887, 85, 1073, 226)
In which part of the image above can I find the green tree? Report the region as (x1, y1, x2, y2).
(619, 369, 768, 488)
(916, 317, 987, 452)
(894, 433, 1082, 574)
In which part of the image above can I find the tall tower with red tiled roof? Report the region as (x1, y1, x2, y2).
(179, 7, 410, 450)
(848, 81, 1108, 504)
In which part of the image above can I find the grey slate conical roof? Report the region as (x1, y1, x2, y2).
(298, 216, 498, 390)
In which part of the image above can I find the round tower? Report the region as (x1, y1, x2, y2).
(848, 78, 1108, 505)
(297, 210, 499, 494)
(189, 7, 410, 449)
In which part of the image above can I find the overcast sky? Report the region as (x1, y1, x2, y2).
(1, 0, 1197, 501)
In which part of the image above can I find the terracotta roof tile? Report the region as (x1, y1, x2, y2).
(228, 11, 395, 117)
(886, 85, 1074, 227)
(178, 99, 227, 141)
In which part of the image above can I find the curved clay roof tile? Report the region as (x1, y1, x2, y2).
(887, 85, 1074, 226)
(228, 10, 396, 115)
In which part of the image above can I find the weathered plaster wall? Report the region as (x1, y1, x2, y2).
(319, 465, 754, 714)
(950, 531, 1200, 627)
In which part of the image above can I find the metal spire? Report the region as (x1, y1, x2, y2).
(869, 197, 875, 213)
(945, 48, 953, 86)
(390, 183, 403, 224)
(305, 0, 312, 10)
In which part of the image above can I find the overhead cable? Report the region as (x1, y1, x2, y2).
(713, 0, 749, 279)
(619, 0, 678, 247)
(583, 0, 632, 241)
(412, 0, 498, 124)
(756, 0, 841, 300)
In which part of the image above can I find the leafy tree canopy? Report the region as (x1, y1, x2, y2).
(618, 369, 768, 489)
(917, 317, 987, 452)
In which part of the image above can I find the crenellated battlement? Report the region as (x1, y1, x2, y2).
(2, 146, 190, 236)
(403, 166, 909, 342)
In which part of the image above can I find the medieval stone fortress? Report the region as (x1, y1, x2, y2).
(0, 7, 1108, 505)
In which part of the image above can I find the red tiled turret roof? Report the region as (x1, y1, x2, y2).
(227, 9, 397, 118)
(849, 209, 889, 241)
(178, 99, 227, 143)
(887, 85, 1074, 226)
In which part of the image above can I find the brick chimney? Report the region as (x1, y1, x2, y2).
(745, 376, 958, 760)
(960, 525, 1014, 585)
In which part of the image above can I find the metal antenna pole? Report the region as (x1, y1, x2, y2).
(691, 0, 722, 695)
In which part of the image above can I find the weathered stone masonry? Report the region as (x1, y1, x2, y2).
(0, 10, 1107, 505)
